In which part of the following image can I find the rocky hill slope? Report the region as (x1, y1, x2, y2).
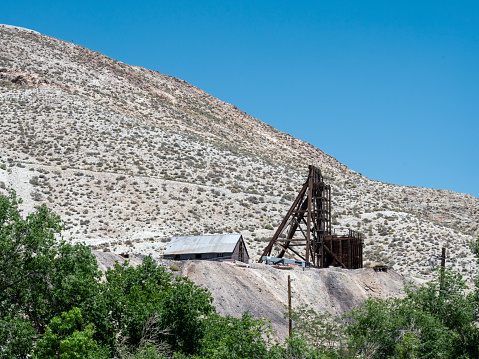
(0, 24, 478, 283)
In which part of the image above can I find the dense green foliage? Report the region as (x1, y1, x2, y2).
(33, 307, 107, 359)
(345, 269, 479, 358)
(0, 191, 214, 358)
(195, 313, 271, 359)
(1, 190, 478, 358)
(0, 191, 102, 357)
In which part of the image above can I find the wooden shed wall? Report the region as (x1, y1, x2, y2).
(231, 238, 249, 264)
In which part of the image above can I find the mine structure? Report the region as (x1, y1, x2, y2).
(259, 165, 363, 269)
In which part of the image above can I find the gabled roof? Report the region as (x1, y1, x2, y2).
(164, 234, 245, 255)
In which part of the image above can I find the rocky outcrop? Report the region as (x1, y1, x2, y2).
(0, 68, 51, 86)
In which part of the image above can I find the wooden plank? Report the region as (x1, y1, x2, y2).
(259, 180, 308, 262)
(322, 243, 347, 268)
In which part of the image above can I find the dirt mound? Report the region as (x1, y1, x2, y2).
(92, 250, 144, 272)
(93, 252, 420, 339)
(169, 260, 419, 339)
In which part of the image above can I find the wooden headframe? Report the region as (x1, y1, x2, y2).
(259, 165, 363, 269)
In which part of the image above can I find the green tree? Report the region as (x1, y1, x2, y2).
(33, 307, 107, 359)
(0, 312, 35, 358)
(123, 343, 167, 359)
(288, 304, 344, 351)
(196, 313, 271, 359)
(346, 269, 479, 358)
(0, 190, 62, 303)
(92, 256, 215, 355)
(268, 336, 326, 359)
(0, 191, 220, 357)
(160, 276, 215, 353)
(0, 191, 102, 356)
(285, 304, 352, 358)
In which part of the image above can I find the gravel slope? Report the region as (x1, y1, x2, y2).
(170, 259, 418, 339)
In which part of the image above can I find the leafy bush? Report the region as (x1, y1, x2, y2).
(98, 258, 214, 354)
(197, 313, 271, 359)
(34, 307, 107, 359)
(0, 190, 102, 356)
(344, 269, 479, 358)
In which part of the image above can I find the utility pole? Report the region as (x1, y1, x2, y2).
(288, 275, 293, 338)
(440, 247, 446, 293)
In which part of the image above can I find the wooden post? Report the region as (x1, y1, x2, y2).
(348, 238, 352, 269)
(306, 168, 313, 263)
(440, 247, 446, 293)
(339, 238, 343, 266)
(288, 275, 292, 338)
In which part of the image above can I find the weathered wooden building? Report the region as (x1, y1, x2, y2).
(163, 234, 249, 263)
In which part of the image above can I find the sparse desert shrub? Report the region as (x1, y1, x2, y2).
(31, 191, 43, 201)
(29, 176, 39, 186)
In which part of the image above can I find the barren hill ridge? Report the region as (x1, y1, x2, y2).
(0, 24, 478, 283)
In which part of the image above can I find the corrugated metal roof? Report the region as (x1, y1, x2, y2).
(164, 234, 243, 255)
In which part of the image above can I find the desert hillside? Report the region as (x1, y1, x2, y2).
(0, 24, 478, 283)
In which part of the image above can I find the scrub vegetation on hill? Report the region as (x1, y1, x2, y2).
(1, 191, 479, 358)
(1, 24, 478, 285)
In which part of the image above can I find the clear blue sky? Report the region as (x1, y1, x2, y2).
(2, 1, 478, 198)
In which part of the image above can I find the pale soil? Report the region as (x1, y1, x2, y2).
(93, 250, 144, 272)
(175, 260, 417, 339)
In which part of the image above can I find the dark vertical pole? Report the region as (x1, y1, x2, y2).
(440, 247, 446, 292)
(339, 238, 343, 266)
(348, 238, 352, 269)
(360, 234, 363, 268)
(320, 238, 324, 267)
(306, 167, 313, 263)
(327, 186, 331, 235)
(288, 275, 292, 338)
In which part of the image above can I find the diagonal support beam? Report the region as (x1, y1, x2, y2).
(259, 180, 308, 262)
(322, 243, 347, 269)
